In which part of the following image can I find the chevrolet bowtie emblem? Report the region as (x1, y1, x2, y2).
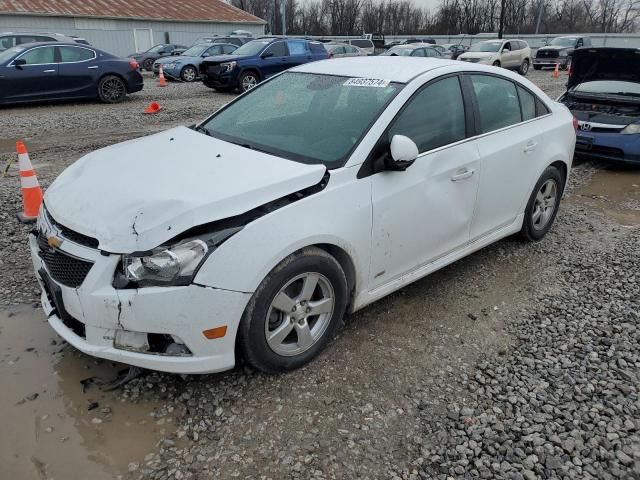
(47, 236, 63, 249)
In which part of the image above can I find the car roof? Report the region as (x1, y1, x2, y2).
(293, 56, 457, 83)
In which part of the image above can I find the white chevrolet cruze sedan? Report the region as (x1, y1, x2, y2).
(30, 57, 575, 374)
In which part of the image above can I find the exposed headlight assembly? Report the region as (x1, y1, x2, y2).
(117, 227, 240, 288)
(220, 61, 236, 73)
(621, 123, 640, 135)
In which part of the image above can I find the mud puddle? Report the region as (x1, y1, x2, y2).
(0, 305, 171, 480)
(571, 167, 640, 225)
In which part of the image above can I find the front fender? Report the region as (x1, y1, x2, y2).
(193, 167, 372, 297)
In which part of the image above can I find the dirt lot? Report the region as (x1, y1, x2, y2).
(1, 69, 639, 480)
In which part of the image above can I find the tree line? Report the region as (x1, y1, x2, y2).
(231, 0, 640, 36)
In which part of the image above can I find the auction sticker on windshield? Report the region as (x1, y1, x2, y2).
(344, 78, 391, 87)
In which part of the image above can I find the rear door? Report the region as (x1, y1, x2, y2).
(259, 41, 289, 78)
(3, 45, 61, 102)
(466, 74, 543, 240)
(56, 45, 99, 97)
(286, 40, 312, 68)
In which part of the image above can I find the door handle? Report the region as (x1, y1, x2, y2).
(523, 141, 538, 153)
(87, 66, 99, 69)
(43, 69, 56, 73)
(450, 168, 475, 182)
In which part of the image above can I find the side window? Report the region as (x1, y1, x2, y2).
(576, 39, 583, 47)
(0, 36, 15, 49)
(536, 97, 550, 116)
(426, 48, 439, 57)
(59, 46, 94, 62)
(411, 48, 425, 57)
(389, 76, 466, 153)
(346, 46, 357, 54)
(17, 35, 41, 45)
(264, 41, 288, 57)
(503, 42, 511, 51)
(224, 45, 236, 54)
(517, 86, 536, 121)
(470, 75, 522, 133)
(287, 40, 308, 55)
(18, 46, 56, 64)
(333, 46, 345, 55)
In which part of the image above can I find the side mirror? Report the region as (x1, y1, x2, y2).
(261, 51, 274, 59)
(13, 58, 26, 68)
(502, 47, 510, 53)
(387, 135, 418, 171)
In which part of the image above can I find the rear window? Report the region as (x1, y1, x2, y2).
(351, 40, 373, 48)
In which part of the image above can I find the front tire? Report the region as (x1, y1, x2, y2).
(519, 166, 563, 241)
(180, 65, 197, 82)
(238, 247, 348, 373)
(238, 70, 259, 92)
(492, 60, 501, 67)
(519, 59, 530, 75)
(97, 75, 127, 103)
(143, 58, 154, 71)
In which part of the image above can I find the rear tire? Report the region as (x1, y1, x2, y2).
(519, 59, 530, 75)
(143, 58, 154, 71)
(238, 247, 348, 374)
(97, 75, 127, 103)
(492, 60, 501, 67)
(519, 166, 563, 242)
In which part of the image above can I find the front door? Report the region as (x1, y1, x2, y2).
(369, 75, 481, 289)
(3, 45, 60, 102)
(259, 41, 289, 78)
(467, 74, 542, 240)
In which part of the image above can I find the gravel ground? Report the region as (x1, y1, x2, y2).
(1, 68, 639, 480)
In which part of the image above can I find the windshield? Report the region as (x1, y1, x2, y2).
(147, 44, 166, 53)
(201, 72, 403, 166)
(550, 37, 577, 47)
(0, 46, 23, 64)
(230, 40, 269, 56)
(182, 45, 209, 56)
(382, 47, 413, 56)
(574, 80, 640, 96)
(469, 42, 501, 52)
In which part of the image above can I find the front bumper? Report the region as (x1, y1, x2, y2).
(533, 57, 568, 67)
(29, 232, 251, 374)
(575, 131, 640, 165)
(153, 63, 181, 78)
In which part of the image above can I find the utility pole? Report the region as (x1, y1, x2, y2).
(498, 0, 506, 39)
(534, 0, 544, 34)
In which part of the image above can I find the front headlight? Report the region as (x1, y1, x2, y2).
(124, 239, 208, 286)
(220, 61, 237, 73)
(117, 227, 241, 288)
(622, 123, 640, 135)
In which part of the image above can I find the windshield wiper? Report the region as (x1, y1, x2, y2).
(194, 124, 213, 136)
(227, 140, 270, 154)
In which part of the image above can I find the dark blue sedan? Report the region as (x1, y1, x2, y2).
(0, 42, 144, 105)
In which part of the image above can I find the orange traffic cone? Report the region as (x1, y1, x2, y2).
(16, 141, 43, 223)
(552, 62, 559, 79)
(144, 101, 161, 114)
(158, 65, 167, 87)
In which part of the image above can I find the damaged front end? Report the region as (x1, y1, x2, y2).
(560, 48, 640, 164)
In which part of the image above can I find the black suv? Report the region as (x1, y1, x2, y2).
(533, 36, 591, 70)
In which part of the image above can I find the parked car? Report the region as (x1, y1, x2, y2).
(441, 43, 468, 60)
(128, 43, 187, 71)
(325, 42, 367, 58)
(346, 39, 375, 55)
(153, 43, 237, 81)
(404, 37, 436, 45)
(0, 32, 89, 52)
(211, 36, 253, 47)
(200, 38, 327, 92)
(381, 44, 443, 58)
(533, 36, 592, 70)
(30, 57, 574, 374)
(0, 42, 143, 105)
(458, 39, 531, 75)
(559, 48, 640, 165)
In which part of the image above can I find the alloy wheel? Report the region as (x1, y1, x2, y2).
(532, 179, 557, 231)
(101, 78, 125, 102)
(242, 74, 258, 91)
(265, 272, 335, 356)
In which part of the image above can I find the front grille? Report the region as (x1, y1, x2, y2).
(205, 64, 222, 75)
(463, 58, 481, 63)
(536, 50, 559, 59)
(38, 234, 94, 288)
(45, 208, 99, 248)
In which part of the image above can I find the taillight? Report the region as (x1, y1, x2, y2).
(572, 117, 579, 130)
(327, 52, 333, 58)
(129, 59, 139, 70)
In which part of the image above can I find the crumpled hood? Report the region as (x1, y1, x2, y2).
(568, 48, 640, 90)
(156, 55, 198, 64)
(44, 126, 326, 253)
(202, 54, 249, 64)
